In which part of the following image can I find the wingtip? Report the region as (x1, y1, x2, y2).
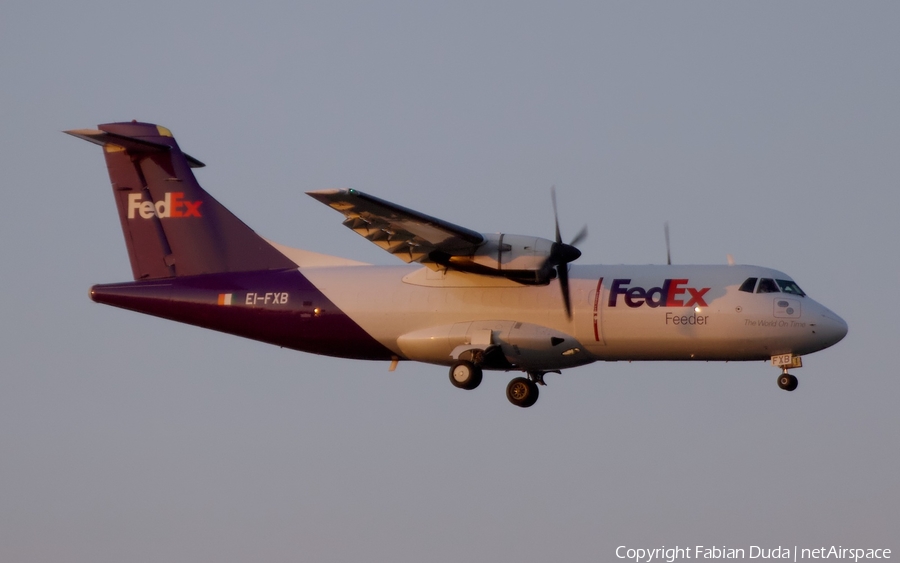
(306, 189, 357, 204)
(63, 128, 101, 135)
(306, 189, 345, 196)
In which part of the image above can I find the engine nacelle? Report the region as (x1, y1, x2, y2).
(437, 233, 556, 284)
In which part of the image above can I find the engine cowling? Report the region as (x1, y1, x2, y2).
(433, 233, 557, 284)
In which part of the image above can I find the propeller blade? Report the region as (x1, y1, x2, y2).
(570, 225, 588, 247)
(558, 263, 572, 319)
(547, 186, 583, 320)
(551, 185, 562, 244)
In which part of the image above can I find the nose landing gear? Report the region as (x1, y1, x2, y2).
(777, 370, 798, 391)
(772, 354, 802, 392)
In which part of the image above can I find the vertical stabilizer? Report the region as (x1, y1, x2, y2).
(66, 122, 296, 279)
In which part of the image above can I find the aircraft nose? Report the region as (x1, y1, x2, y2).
(817, 308, 848, 347)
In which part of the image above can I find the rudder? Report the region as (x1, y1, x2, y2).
(67, 122, 296, 279)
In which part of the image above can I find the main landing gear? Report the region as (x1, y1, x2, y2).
(506, 371, 552, 408)
(447, 361, 548, 408)
(506, 376, 539, 408)
(449, 360, 483, 390)
(506, 371, 559, 409)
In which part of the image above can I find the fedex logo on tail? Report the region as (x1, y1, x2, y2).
(127, 192, 203, 219)
(608, 279, 710, 308)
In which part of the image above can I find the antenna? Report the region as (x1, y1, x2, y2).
(664, 222, 671, 265)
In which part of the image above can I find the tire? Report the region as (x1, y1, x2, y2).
(778, 373, 798, 392)
(506, 377, 539, 408)
(785, 374, 798, 391)
(450, 361, 482, 390)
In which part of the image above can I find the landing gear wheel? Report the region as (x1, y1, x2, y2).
(449, 361, 482, 390)
(777, 373, 798, 391)
(506, 377, 539, 408)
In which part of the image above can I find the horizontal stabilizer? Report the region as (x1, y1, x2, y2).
(65, 128, 206, 168)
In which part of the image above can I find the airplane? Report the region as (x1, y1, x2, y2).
(67, 121, 848, 408)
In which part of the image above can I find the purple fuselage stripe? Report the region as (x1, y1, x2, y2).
(90, 269, 395, 360)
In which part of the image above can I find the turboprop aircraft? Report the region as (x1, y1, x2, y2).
(67, 121, 848, 407)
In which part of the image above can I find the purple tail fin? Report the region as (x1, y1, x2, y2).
(67, 122, 296, 280)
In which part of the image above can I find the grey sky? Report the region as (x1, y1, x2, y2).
(1, 2, 897, 561)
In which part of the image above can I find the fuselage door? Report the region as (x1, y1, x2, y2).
(574, 277, 606, 347)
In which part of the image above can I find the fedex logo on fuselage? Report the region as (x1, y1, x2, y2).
(127, 192, 203, 219)
(608, 278, 710, 308)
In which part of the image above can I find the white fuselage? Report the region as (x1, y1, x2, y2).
(300, 263, 848, 370)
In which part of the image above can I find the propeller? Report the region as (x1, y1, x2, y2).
(546, 187, 587, 320)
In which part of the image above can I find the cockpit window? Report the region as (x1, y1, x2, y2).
(739, 278, 758, 293)
(756, 278, 779, 293)
(776, 279, 806, 297)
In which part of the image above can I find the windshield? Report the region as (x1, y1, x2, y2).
(739, 278, 757, 293)
(757, 278, 779, 293)
(776, 279, 806, 297)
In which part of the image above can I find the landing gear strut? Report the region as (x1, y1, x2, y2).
(777, 370, 798, 392)
(772, 354, 801, 392)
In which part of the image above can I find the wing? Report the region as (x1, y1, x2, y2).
(307, 189, 485, 264)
